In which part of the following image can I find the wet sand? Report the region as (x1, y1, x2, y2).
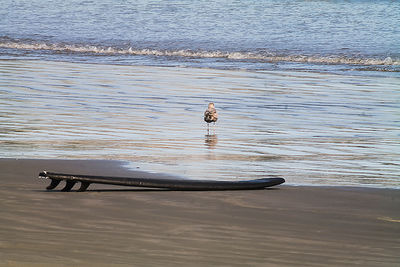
(0, 159, 399, 266)
(3, 60, 400, 188)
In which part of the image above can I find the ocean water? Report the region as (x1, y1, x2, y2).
(1, 1, 399, 188)
(1, 0, 399, 73)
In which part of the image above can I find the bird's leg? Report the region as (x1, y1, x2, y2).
(207, 123, 210, 135)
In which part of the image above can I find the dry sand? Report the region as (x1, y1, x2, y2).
(0, 158, 399, 266)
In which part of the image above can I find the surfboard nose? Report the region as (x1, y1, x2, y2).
(268, 177, 285, 186)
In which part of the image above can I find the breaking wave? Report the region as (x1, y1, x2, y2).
(1, 37, 399, 67)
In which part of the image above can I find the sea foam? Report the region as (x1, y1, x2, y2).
(0, 38, 398, 67)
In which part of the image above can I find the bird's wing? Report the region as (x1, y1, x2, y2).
(213, 110, 218, 118)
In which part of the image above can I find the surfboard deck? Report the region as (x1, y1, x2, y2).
(39, 171, 285, 191)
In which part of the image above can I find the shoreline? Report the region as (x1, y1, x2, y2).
(1, 158, 399, 266)
(2, 59, 399, 188)
(3, 157, 398, 190)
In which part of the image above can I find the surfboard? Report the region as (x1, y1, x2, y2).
(39, 171, 285, 191)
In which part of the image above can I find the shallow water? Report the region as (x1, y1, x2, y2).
(1, 59, 399, 188)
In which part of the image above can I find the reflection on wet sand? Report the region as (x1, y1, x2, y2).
(1, 60, 399, 187)
(205, 134, 218, 149)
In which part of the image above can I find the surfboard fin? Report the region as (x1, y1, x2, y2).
(78, 181, 91, 192)
(47, 179, 61, 190)
(61, 180, 76, 192)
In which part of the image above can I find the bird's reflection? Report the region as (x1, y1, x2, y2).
(205, 134, 218, 149)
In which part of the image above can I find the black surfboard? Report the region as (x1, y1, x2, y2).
(39, 171, 285, 191)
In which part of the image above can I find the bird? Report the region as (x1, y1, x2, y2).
(204, 102, 218, 133)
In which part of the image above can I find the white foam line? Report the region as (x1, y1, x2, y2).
(0, 40, 399, 66)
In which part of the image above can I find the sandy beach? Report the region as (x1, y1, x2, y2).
(0, 158, 399, 266)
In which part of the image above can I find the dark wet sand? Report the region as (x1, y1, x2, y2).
(0, 159, 399, 266)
